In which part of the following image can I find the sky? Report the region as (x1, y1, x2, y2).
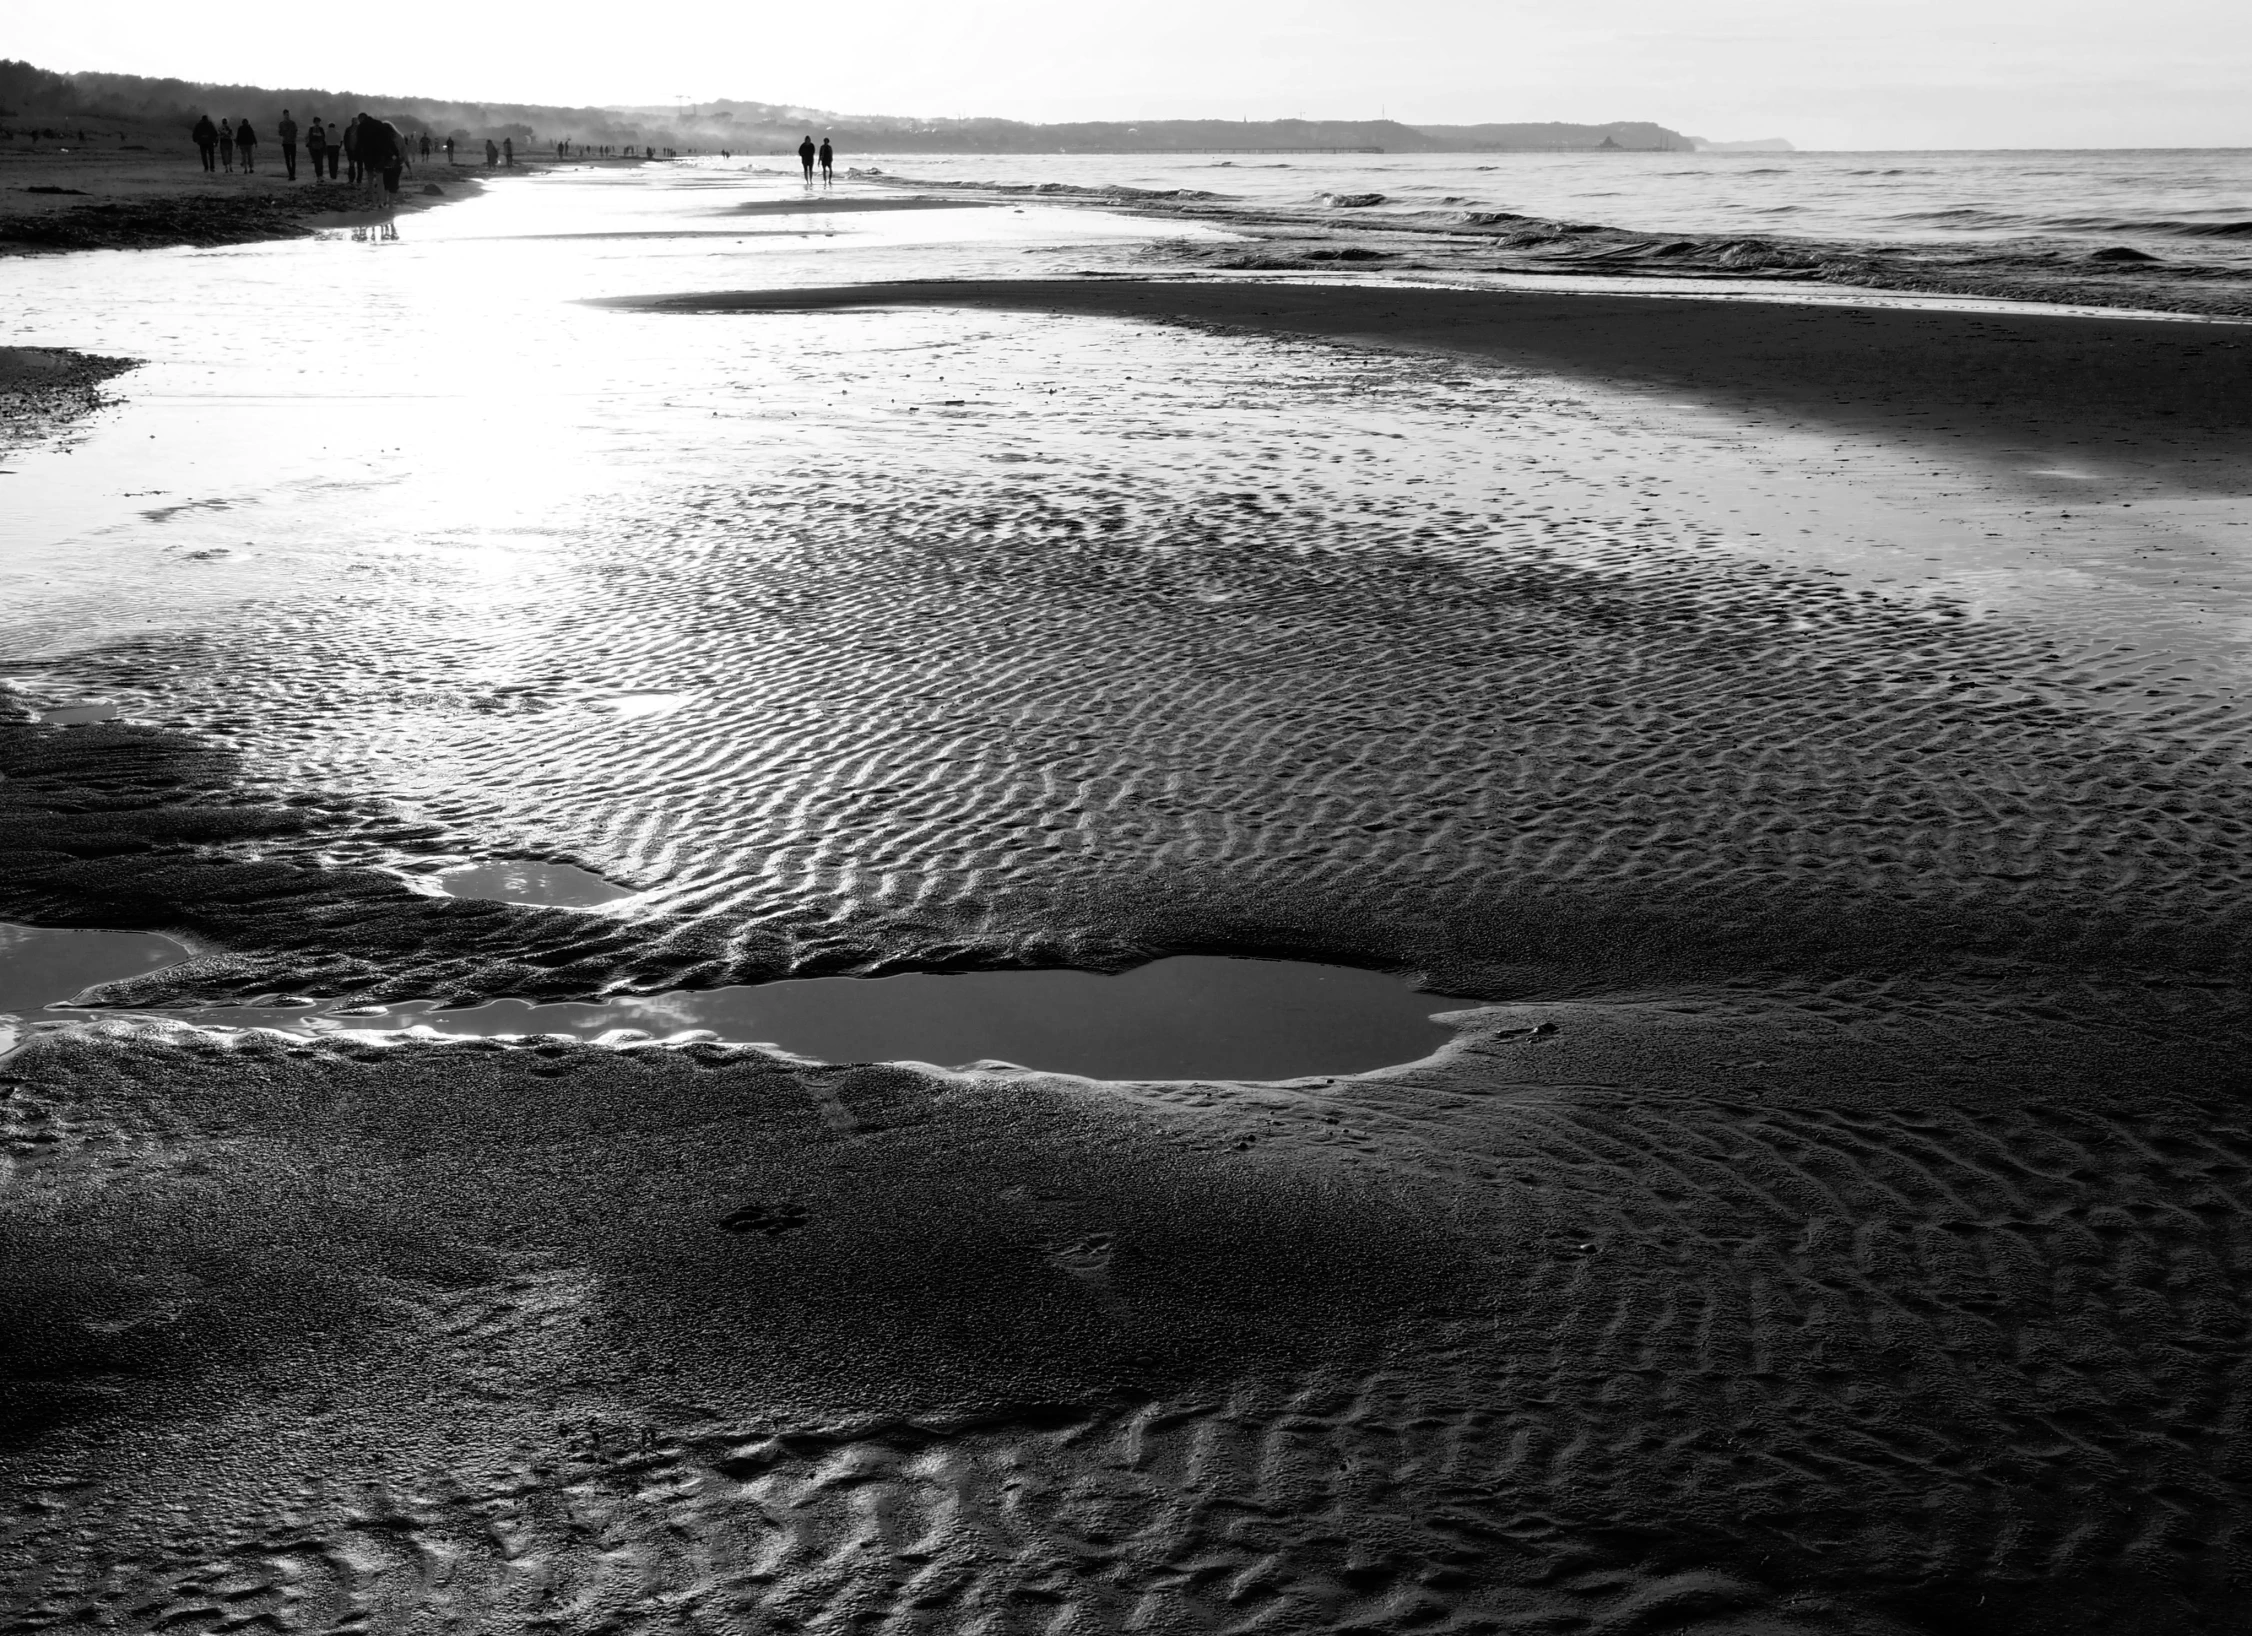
(12, 0, 2251, 149)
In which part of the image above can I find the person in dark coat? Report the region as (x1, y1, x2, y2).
(352, 113, 407, 206)
(797, 134, 815, 181)
(277, 109, 298, 179)
(191, 114, 218, 172)
(235, 118, 258, 172)
(305, 118, 326, 179)
(818, 137, 834, 186)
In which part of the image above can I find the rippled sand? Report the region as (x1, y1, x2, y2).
(2, 165, 2249, 1634)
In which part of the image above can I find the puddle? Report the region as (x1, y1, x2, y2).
(0, 926, 1474, 1078)
(434, 860, 637, 908)
(202, 956, 1470, 1079)
(37, 703, 122, 724)
(0, 923, 189, 1015)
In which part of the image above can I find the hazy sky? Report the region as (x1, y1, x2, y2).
(14, 0, 2250, 148)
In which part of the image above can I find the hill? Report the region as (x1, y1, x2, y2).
(2, 61, 1706, 154)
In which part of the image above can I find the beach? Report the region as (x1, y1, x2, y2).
(0, 141, 511, 255)
(2, 158, 2249, 1635)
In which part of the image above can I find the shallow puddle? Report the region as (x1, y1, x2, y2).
(267, 957, 1470, 1078)
(0, 925, 1469, 1079)
(0, 923, 189, 1015)
(431, 860, 638, 907)
(37, 704, 122, 724)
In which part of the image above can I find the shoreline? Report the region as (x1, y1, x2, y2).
(0, 146, 542, 255)
(854, 166, 2252, 320)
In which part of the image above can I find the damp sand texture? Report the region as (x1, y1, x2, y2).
(3, 169, 2252, 1636)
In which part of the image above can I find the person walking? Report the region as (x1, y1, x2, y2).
(443, 136, 455, 164)
(277, 108, 298, 180)
(502, 136, 514, 167)
(237, 118, 259, 172)
(798, 134, 815, 182)
(219, 118, 235, 172)
(324, 120, 341, 179)
(342, 115, 361, 184)
(818, 136, 834, 187)
(419, 132, 431, 162)
(485, 138, 499, 167)
(305, 117, 326, 180)
(191, 113, 218, 172)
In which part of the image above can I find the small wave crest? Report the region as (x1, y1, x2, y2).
(2044, 215, 2252, 239)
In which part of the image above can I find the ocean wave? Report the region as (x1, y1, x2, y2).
(2043, 216, 2252, 238)
(1891, 207, 2022, 225)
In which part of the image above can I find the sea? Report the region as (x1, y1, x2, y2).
(854, 147, 2252, 263)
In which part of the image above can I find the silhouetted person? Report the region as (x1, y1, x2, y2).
(237, 119, 259, 172)
(219, 118, 235, 172)
(818, 137, 833, 186)
(798, 134, 815, 181)
(485, 138, 499, 167)
(191, 114, 217, 172)
(354, 113, 407, 207)
(324, 121, 341, 179)
(304, 118, 325, 180)
(419, 132, 431, 162)
(444, 136, 455, 164)
(503, 137, 514, 166)
(343, 116, 361, 184)
(278, 109, 298, 180)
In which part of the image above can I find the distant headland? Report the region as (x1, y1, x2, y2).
(0, 60, 1789, 155)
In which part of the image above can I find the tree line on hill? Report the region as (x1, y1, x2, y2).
(3, 61, 1762, 155)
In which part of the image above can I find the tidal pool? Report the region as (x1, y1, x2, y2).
(0, 923, 189, 1017)
(430, 860, 638, 907)
(0, 923, 1468, 1079)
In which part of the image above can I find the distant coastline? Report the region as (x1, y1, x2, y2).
(0, 60, 1783, 157)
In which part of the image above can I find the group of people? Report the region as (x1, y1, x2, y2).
(797, 135, 835, 185)
(187, 112, 786, 202)
(190, 109, 427, 206)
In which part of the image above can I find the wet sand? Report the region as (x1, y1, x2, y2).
(4, 188, 2252, 1634)
(724, 195, 998, 216)
(615, 276, 2252, 492)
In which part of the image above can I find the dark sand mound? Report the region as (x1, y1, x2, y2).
(0, 345, 135, 451)
(0, 147, 485, 255)
(606, 279, 2252, 492)
(3, 1004, 2242, 1633)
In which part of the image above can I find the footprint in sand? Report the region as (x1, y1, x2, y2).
(1043, 1232, 1116, 1278)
